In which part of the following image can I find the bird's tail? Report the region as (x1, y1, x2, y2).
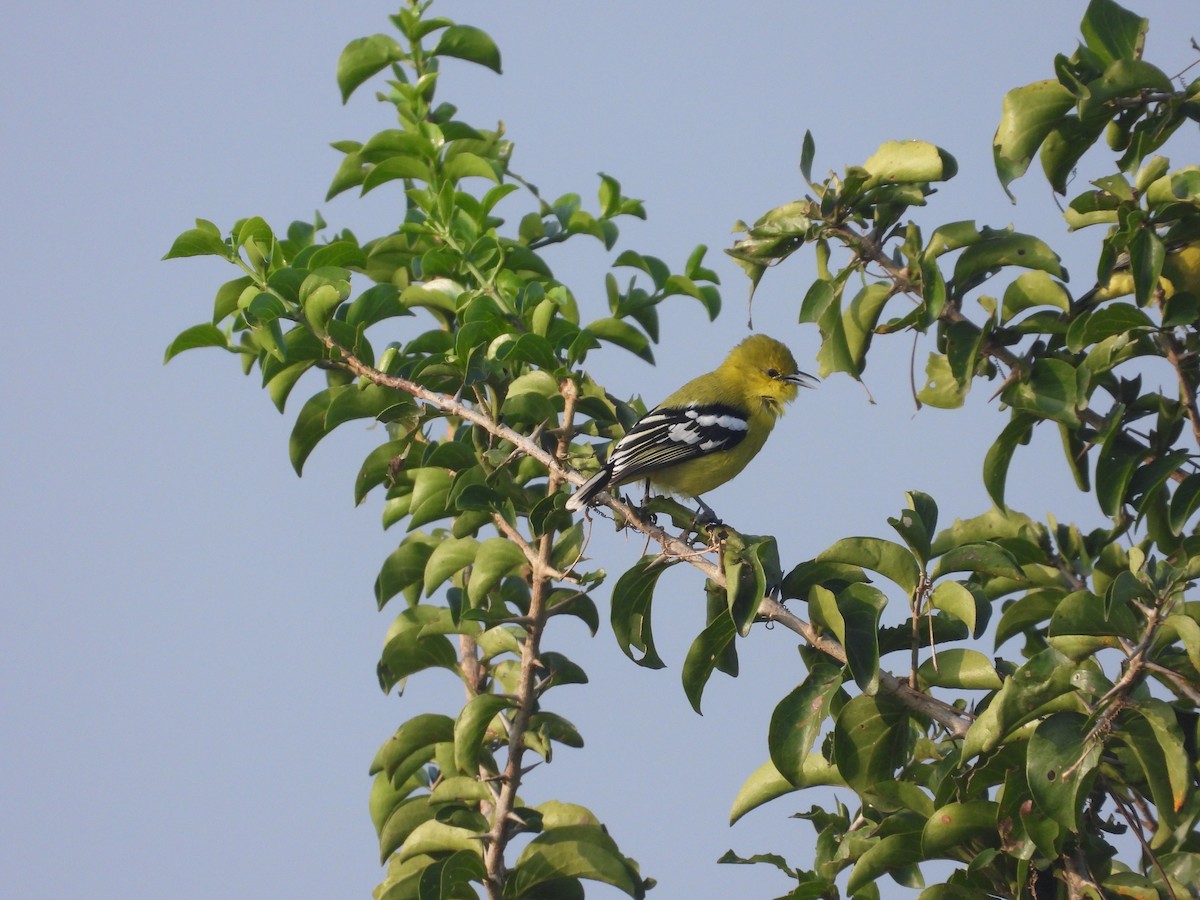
(564, 469, 611, 511)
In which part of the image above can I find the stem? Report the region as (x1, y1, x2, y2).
(319, 334, 580, 487)
(481, 379, 578, 898)
(1164, 331, 1200, 450)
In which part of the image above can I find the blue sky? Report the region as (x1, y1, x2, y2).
(4, 2, 1199, 897)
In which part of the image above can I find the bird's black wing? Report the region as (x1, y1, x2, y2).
(605, 402, 749, 485)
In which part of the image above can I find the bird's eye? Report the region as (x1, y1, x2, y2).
(766, 368, 780, 378)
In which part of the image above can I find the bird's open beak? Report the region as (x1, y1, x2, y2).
(782, 370, 819, 389)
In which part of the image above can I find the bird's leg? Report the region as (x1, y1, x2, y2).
(633, 479, 658, 526)
(692, 495, 723, 527)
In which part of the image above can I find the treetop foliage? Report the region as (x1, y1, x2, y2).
(168, 0, 1200, 896)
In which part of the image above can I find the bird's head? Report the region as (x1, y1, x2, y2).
(724, 334, 817, 413)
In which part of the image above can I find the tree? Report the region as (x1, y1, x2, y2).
(166, 0, 1200, 896)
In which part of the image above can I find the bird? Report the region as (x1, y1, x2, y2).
(1072, 238, 1200, 311)
(564, 334, 816, 519)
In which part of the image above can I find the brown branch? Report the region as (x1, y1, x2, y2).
(1109, 787, 1178, 900)
(759, 597, 972, 739)
(1163, 331, 1200, 450)
(318, 334, 581, 488)
(1145, 659, 1200, 705)
(481, 379, 579, 899)
(1106, 90, 1188, 108)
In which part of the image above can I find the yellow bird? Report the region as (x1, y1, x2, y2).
(565, 334, 816, 519)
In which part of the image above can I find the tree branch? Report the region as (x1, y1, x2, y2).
(1163, 331, 1200, 450)
(318, 334, 582, 488)
(759, 597, 972, 739)
(481, 378, 579, 898)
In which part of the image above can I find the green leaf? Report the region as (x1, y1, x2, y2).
(838, 583, 887, 692)
(962, 647, 1078, 760)
(1118, 709, 1185, 846)
(423, 537, 479, 596)
(1065, 302, 1155, 352)
(818, 537, 921, 595)
(378, 607, 459, 693)
(408, 467, 454, 529)
(355, 439, 409, 506)
(729, 756, 841, 825)
(918, 887, 991, 900)
(337, 34, 405, 103)
(889, 505, 931, 564)
(1130, 226, 1166, 306)
(1001, 270, 1069, 322)
(442, 152, 499, 183)
(417, 851, 485, 900)
(301, 286, 348, 335)
(799, 130, 816, 182)
(289, 385, 416, 476)
(432, 25, 502, 74)
(993, 80, 1075, 198)
(917, 649, 1002, 690)
(584, 317, 653, 363)
(399, 820, 481, 861)
(1157, 614, 1200, 676)
(369, 712, 456, 778)
(377, 797, 438, 865)
(1047, 589, 1139, 660)
(921, 801, 999, 859)
(953, 233, 1065, 285)
(928, 581, 978, 636)
(681, 610, 737, 715)
(429, 775, 492, 805)
(1027, 711, 1101, 831)
(610, 557, 671, 669)
(1169, 473, 1200, 534)
(212, 275, 254, 323)
(832, 693, 910, 793)
(163, 219, 230, 259)
(453, 693, 512, 775)
(362, 156, 432, 194)
(526, 710, 584, 755)
(846, 830, 924, 896)
(1004, 357, 1083, 428)
(811, 283, 857, 379)
(768, 662, 844, 785)
(509, 826, 643, 899)
(807, 584, 844, 645)
(1041, 115, 1108, 196)
(1123, 699, 1191, 817)
(863, 140, 957, 185)
(376, 535, 438, 608)
(612, 249, 671, 289)
(724, 540, 768, 637)
(369, 770, 412, 837)
(1080, 0, 1147, 66)
(994, 589, 1060, 649)
(1097, 431, 1143, 517)
(930, 541, 1023, 584)
(163, 323, 228, 362)
(917, 352, 967, 409)
(467, 538, 527, 605)
(842, 283, 894, 374)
